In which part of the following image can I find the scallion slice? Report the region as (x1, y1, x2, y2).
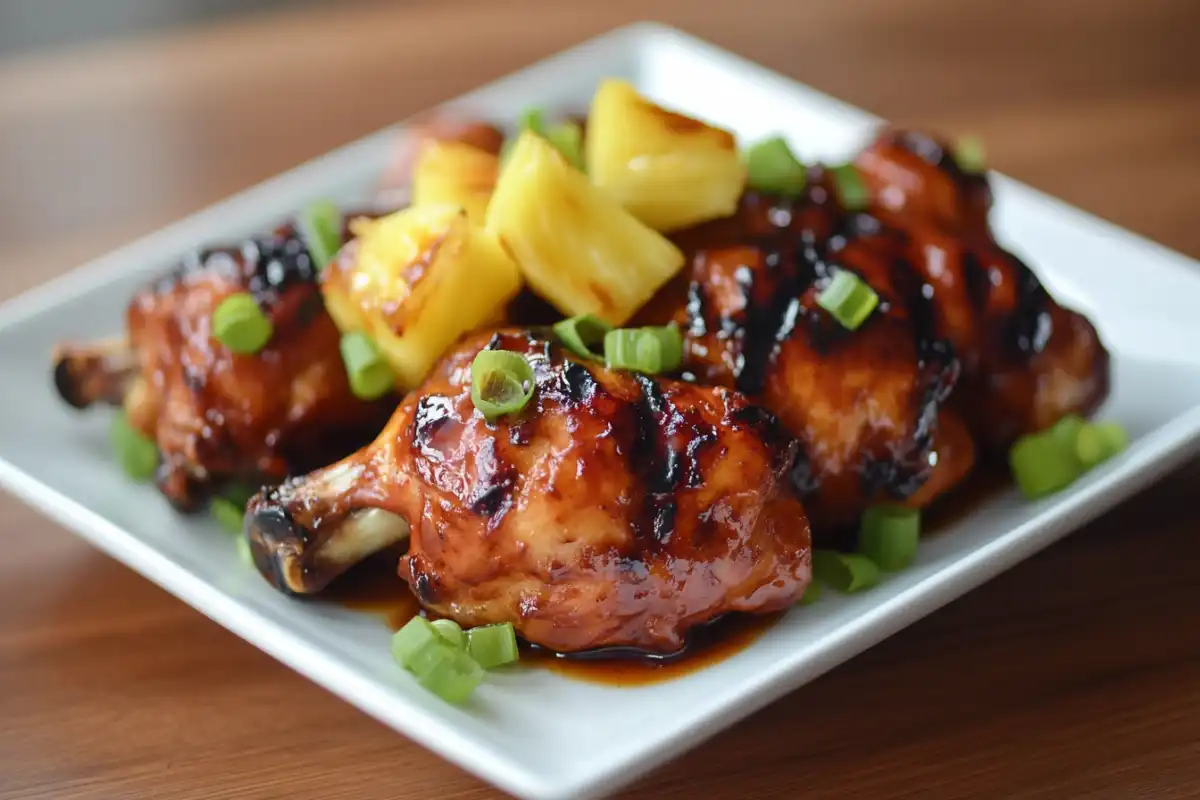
(339, 331, 395, 401)
(553, 314, 612, 360)
(431, 618, 466, 650)
(954, 135, 987, 174)
(1008, 430, 1081, 499)
(235, 535, 254, 567)
(518, 106, 547, 135)
(546, 122, 585, 171)
(830, 163, 869, 210)
(467, 622, 520, 669)
(812, 550, 881, 593)
(798, 581, 822, 606)
(858, 505, 920, 572)
(1093, 421, 1129, 458)
(212, 292, 274, 355)
(391, 616, 439, 670)
(1050, 413, 1086, 451)
(414, 646, 485, 705)
(110, 414, 158, 481)
(816, 270, 879, 330)
(211, 497, 245, 534)
(604, 325, 683, 374)
(745, 136, 807, 196)
(296, 199, 342, 271)
(470, 350, 536, 422)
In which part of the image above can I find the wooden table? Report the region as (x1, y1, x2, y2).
(2, 1, 1198, 797)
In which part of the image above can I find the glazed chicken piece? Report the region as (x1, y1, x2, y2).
(671, 189, 969, 533)
(246, 328, 812, 655)
(53, 216, 396, 511)
(853, 127, 1111, 447)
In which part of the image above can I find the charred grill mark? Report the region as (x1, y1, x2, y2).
(412, 395, 455, 455)
(685, 280, 708, 337)
(734, 249, 797, 395)
(629, 374, 681, 546)
(468, 438, 515, 523)
(410, 559, 440, 605)
(1006, 254, 1053, 358)
(560, 361, 599, 404)
(961, 250, 991, 313)
(683, 428, 718, 488)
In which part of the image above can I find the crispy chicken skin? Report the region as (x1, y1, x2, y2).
(53, 219, 395, 511)
(854, 127, 1111, 447)
(247, 328, 812, 654)
(672, 189, 964, 532)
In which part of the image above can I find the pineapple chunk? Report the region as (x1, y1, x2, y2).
(586, 79, 746, 232)
(411, 140, 499, 223)
(486, 130, 684, 326)
(321, 204, 521, 390)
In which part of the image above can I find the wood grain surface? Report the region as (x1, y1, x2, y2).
(2, 1, 1199, 798)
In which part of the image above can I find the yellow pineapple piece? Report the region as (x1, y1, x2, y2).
(485, 130, 685, 326)
(411, 140, 499, 223)
(321, 204, 521, 390)
(585, 79, 746, 233)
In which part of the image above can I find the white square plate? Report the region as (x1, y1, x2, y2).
(2, 23, 1200, 800)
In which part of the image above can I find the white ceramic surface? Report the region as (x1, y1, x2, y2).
(2, 22, 1199, 800)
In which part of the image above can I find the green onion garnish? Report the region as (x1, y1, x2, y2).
(339, 331, 395, 401)
(212, 292, 274, 355)
(816, 270, 879, 330)
(1008, 430, 1081, 499)
(799, 581, 822, 606)
(296, 199, 342, 271)
(546, 122, 585, 171)
(518, 106, 547, 135)
(1074, 425, 1108, 469)
(413, 646, 485, 705)
(211, 497, 245, 534)
(391, 616, 440, 670)
(954, 135, 986, 174)
(858, 505, 920, 572)
(1092, 421, 1129, 459)
(830, 163, 869, 211)
(235, 535, 254, 567)
(744, 136, 807, 196)
(553, 314, 612, 360)
(1050, 413, 1086, 450)
(431, 618, 466, 650)
(812, 550, 881, 593)
(110, 413, 158, 481)
(470, 349, 536, 422)
(604, 324, 683, 374)
(467, 622, 520, 669)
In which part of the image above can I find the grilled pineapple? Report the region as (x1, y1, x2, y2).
(586, 79, 746, 233)
(321, 204, 521, 390)
(411, 140, 499, 223)
(485, 130, 684, 326)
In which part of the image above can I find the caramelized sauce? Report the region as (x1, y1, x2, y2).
(923, 461, 1012, 534)
(321, 547, 420, 631)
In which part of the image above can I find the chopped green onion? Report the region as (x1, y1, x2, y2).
(467, 622, 520, 669)
(1050, 413, 1087, 451)
(296, 199, 342, 271)
(222, 483, 258, 510)
(431, 618, 466, 650)
(858, 505, 920, 572)
(413, 645, 485, 705)
(1092, 421, 1129, 458)
(798, 581, 822, 606)
(518, 106, 547, 135)
(1074, 424, 1108, 469)
(211, 497, 245, 534)
(110, 414, 158, 481)
(470, 349, 536, 422)
(954, 135, 987, 174)
(604, 325, 683, 374)
(830, 163, 869, 211)
(812, 550, 881, 593)
(546, 122, 585, 171)
(553, 314, 612, 360)
(391, 616, 440, 670)
(816, 270, 879, 330)
(745, 136, 807, 196)
(212, 292, 274, 355)
(339, 331, 395, 401)
(235, 535, 254, 567)
(1008, 430, 1081, 499)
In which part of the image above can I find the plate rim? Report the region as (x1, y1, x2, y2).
(3, 20, 1200, 800)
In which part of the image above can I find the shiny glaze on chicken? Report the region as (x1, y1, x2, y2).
(854, 127, 1110, 447)
(53, 216, 395, 510)
(671, 185, 965, 532)
(246, 328, 812, 655)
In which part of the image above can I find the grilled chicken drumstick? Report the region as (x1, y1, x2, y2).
(854, 128, 1111, 448)
(247, 328, 812, 655)
(53, 217, 396, 511)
